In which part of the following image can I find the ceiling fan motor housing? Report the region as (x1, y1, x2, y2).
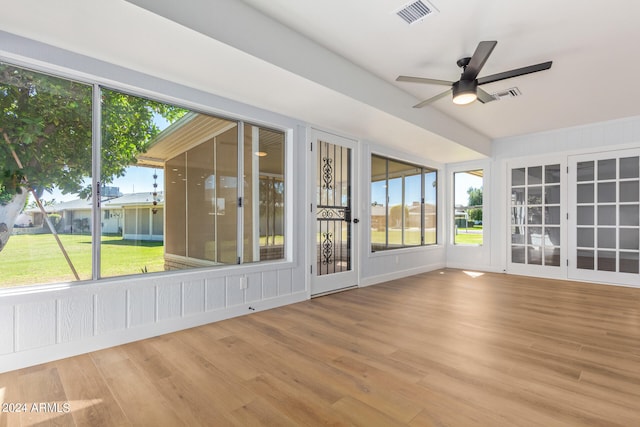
(452, 79, 478, 104)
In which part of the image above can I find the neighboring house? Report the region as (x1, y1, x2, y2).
(371, 202, 436, 230)
(139, 113, 285, 269)
(102, 192, 164, 241)
(26, 198, 92, 234)
(21, 191, 164, 241)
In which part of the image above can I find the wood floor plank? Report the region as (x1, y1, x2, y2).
(1, 269, 639, 425)
(17, 364, 74, 427)
(92, 356, 185, 426)
(55, 354, 130, 427)
(0, 370, 22, 427)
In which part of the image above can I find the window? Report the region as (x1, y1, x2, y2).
(453, 170, 483, 245)
(0, 62, 286, 288)
(370, 154, 437, 251)
(0, 62, 93, 287)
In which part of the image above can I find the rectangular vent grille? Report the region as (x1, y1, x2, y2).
(395, 0, 437, 25)
(491, 87, 522, 100)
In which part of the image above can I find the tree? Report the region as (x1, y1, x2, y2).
(467, 186, 483, 222)
(389, 204, 409, 228)
(0, 63, 186, 252)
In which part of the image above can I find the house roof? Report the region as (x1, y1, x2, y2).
(102, 192, 164, 208)
(140, 113, 285, 176)
(26, 192, 164, 213)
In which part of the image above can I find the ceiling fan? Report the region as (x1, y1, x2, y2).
(396, 41, 552, 107)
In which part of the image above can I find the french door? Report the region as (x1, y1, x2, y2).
(568, 149, 640, 287)
(310, 130, 358, 296)
(507, 158, 566, 278)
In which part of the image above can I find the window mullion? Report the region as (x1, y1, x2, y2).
(237, 121, 244, 264)
(91, 84, 102, 280)
(421, 168, 425, 246)
(385, 159, 389, 248)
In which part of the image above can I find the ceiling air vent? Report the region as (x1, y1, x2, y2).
(491, 87, 522, 100)
(395, 0, 438, 25)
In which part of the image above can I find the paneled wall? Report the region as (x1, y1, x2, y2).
(0, 264, 306, 373)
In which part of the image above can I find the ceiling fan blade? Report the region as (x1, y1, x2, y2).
(476, 88, 497, 104)
(412, 89, 452, 108)
(477, 61, 553, 86)
(461, 40, 497, 81)
(396, 75, 454, 86)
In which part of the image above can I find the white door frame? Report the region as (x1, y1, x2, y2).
(309, 128, 359, 296)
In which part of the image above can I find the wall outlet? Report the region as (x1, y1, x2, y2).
(239, 277, 248, 289)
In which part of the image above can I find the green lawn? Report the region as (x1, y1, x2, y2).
(370, 229, 436, 246)
(454, 227, 483, 245)
(1, 233, 283, 288)
(0, 234, 163, 288)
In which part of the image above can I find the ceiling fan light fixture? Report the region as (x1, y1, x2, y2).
(452, 80, 478, 105)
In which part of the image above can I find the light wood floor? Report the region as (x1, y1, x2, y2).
(2, 269, 640, 426)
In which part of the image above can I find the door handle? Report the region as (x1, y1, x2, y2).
(353, 218, 360, 224)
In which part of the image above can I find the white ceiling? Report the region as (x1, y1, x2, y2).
(1, 0, 639, 163)
(238, 0, 640, 140)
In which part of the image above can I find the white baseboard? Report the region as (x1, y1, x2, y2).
(444, 262, 505, 273)
(359, 262, 446, 287)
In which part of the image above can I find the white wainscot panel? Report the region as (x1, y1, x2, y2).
(96, 288, 126, 334)
(158, 282, 182, 321)
(262, 270, 278, 299)
(277, 269, 293, 295)
(245, 272, 262, 303)
(0, 305, 15, 354)
(183, 279, 205, 316)
(128, 285, 156, 328)
(206, 277, 226, 311)
(227, 276, 245, 307)
(16, 300, 56, 351)
(59, 294, 94, 343)
(292, 269, 305, 293)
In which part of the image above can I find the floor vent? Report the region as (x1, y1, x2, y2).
(395, 0, 438, 25)
(491, 87, 522, 100)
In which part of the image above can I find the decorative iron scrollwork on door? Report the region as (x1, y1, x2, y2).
(316, 140, 352, 276)
(321, 231, 333, 265)
(322, 156, 333, 190)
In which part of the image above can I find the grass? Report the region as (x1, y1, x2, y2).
(1, 233, 285, 288)
(0, 234, 164, 288)
(454, 226, 484, 245)
(370, 229, 436, 246)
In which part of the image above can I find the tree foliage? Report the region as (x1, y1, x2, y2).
(0, 63, 186, 202)
(467, 186, 483, 222)
(389, 204, 409, 227)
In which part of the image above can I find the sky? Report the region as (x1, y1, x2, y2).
(36, 166, 164, 204)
